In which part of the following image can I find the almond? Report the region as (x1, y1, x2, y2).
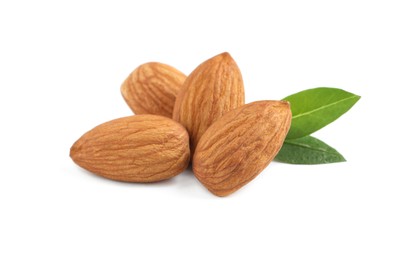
(172, 52, 244, 155)
(121, 62, 186, 118)
(70, 115, 190, 182)
(193, 101, 292, 196)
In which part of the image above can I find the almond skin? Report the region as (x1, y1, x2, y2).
(121, 62, 186, 118)
(172, 52, 245, 155)
(70, 115, 190, 182)
(193, 101, 292, 196)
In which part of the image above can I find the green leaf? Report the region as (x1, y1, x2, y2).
(283, 87, 360, 139)
(274, 136, 346, 164)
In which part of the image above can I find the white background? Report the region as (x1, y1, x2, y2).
(1, 0, 414, 259)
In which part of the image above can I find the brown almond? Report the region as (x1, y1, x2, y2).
(193, 101, 292, 196)
(172, 52, 245, 155)
(121, 62, 186, 118)
(70, 115, 190, 182)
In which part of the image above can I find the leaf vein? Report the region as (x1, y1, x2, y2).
(292, 95, 359, 119)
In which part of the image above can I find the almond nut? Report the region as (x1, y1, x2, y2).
(172, 52, 244, 155)
(121, 62, 186, 118)
(70, 115, 190, 182)
(193, 100, 292, 196)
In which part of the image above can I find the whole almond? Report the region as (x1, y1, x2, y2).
(193, 101, 292, 196)
(121, 62, 186, 118)
(70, 115, 190, 182)
(172, 52, 245, 155)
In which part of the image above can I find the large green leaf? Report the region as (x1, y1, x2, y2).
(283, 87, 360, 139)
(275, 136, 346, 164)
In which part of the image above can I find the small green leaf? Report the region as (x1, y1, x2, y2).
(274, 136, 346, 164)
(284, 87, 360, 139)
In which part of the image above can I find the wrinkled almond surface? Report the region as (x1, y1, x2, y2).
(172, 52, 244, 155)
(70, 115, 190, 182)
(121, 62, 186, 118)
(193, 101, 292, 196)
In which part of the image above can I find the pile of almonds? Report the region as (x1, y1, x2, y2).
(70, 52, 292, 196)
